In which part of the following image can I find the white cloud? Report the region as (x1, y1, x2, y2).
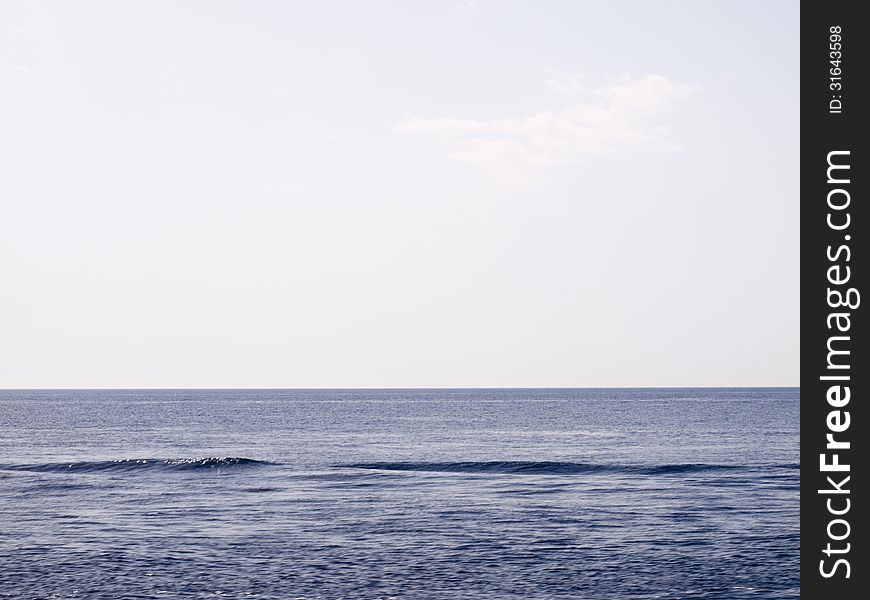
(545, 70, 585, 96)
(395, 74, 698, 185)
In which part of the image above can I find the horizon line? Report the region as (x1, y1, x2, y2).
(0, 385, 801, 392)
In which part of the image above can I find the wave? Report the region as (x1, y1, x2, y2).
(338, 461, 798, 476)
(0, 457, 274, 474)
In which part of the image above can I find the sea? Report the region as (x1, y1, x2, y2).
(0, 388, 799, 599)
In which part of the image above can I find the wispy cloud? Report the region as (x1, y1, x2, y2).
(544, 70, 585, 96)
(395, 74, 698, 185)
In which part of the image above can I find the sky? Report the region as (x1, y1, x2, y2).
(0, 1, 800, 388)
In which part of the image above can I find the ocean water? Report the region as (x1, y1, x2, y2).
(0, 388, 799, 599)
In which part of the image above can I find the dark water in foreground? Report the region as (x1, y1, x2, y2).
(0, 388, 799, 599)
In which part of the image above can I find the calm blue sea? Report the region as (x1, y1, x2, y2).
(0, 388, 799, 599)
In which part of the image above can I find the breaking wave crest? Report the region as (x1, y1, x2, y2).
(0, 457, 273, 474)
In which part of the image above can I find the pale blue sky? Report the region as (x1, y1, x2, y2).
(0, 1, 799, 388)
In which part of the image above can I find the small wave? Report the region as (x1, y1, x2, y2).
(0, 457, 274, 474)
(338, 461, 789, 476)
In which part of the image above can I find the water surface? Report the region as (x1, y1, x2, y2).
(0, 388, 799, 599)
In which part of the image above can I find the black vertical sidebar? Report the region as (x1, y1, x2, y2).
(801, 2, 867, 598)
